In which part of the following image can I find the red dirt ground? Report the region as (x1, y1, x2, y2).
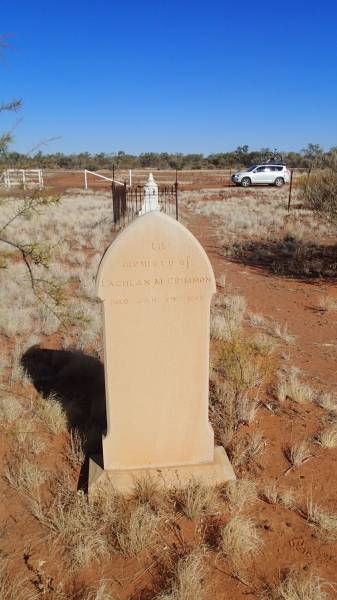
(1, 172, 337, 598)
(183, 206, 337, 598)
(43, 168, 235, 194)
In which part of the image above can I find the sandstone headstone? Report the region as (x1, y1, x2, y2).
(89, 211, 235, 492)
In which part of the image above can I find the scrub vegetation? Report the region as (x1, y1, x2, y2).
(0, 177, 336, 598)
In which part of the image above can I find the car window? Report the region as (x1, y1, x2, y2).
(255, 166, 268, 172)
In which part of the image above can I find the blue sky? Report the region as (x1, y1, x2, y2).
(1, 0, 337, 154)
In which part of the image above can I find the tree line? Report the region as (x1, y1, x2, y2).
(1, 144, 336, 171)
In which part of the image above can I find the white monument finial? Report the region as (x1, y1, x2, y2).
(139, 173, 160, 215)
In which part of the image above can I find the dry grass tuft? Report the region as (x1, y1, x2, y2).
(231, 432, 266, 469)
(114, 503, 160, 556)
(217, 273, 226, 288)
(283, 220, 306, 242)
(82, 583, 117, 600)
(306, 498, 337, 539)
(249, 313, 267, 327)
(0, 396, 23, 423)
(224, 294, 246, 328)
(276, 375, 314, 404)
(211, 295, 246, 341)
(251, 333, 277, 356)
(318, 295, 337, 312)
(209, 382, 237, 448)
(34, 392, 67, 434)
(31, 483, 110, 567)
(67, 429, 85, 468)
(4, 454, 48, 497)
(221, 478, 257, 512)
(261, 570, 333, 600)
(270, 322, 295, 344)
(9, 343, 32, 385)
(285, 441, 312, 468)
(156, 549, 207, 600)
(275, 379, 288, 402)
(170, 478, 218, 520)
(219, 516, 262, 562)
(0, 561, 37, 600)
(289, 380, 315, 404)
(236, 395, 260, 425)
(314, 425, 337, 448)
(210, 314, 228, 341)
(315, 392, 337, 413)
(26, 434, 46, 456)
(262, 483, 296, 509)
(1, 400, 45, 455)
(247, 432, 266, 458)
(132, 474, 163, 510)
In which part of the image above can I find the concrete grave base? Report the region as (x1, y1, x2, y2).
(88, 446, 236, 496)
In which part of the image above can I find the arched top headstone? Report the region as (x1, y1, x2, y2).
(90, 211, 235, 487)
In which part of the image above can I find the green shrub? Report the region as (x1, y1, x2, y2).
(216, 337, 274, 393)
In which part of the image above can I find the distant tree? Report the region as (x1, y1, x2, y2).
(323, 147, 337, 169)
(236, 145, 249, 154)
(284, 151, 302, 168)
(301, 143, 324, 168)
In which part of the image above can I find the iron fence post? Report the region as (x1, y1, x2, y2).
(287, 168, 294, 212)
(175, 169, 179, 221)
(305, 167, 312, 194)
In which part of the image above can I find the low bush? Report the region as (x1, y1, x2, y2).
(300, 168, 337, 225)
(216, 337, 274, 394)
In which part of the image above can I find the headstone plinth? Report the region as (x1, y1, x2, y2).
(89, 212, 235, 494)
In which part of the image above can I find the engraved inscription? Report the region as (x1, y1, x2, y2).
(122, 256, 190, 269)
(101, 275, 211, 288)
(109, 294, 206, 306)
(151, 242, 166, 251)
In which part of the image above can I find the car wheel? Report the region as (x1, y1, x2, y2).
(274, 177, 284, 187)
(241, 177, 251, 187)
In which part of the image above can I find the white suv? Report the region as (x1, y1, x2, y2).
(231, 164, 290, 187)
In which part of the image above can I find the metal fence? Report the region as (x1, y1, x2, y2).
(112, 181, 178, 230)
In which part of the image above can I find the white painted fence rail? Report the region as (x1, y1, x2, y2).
(1, 169, 44, 190)
(84, 169, 128, 190)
